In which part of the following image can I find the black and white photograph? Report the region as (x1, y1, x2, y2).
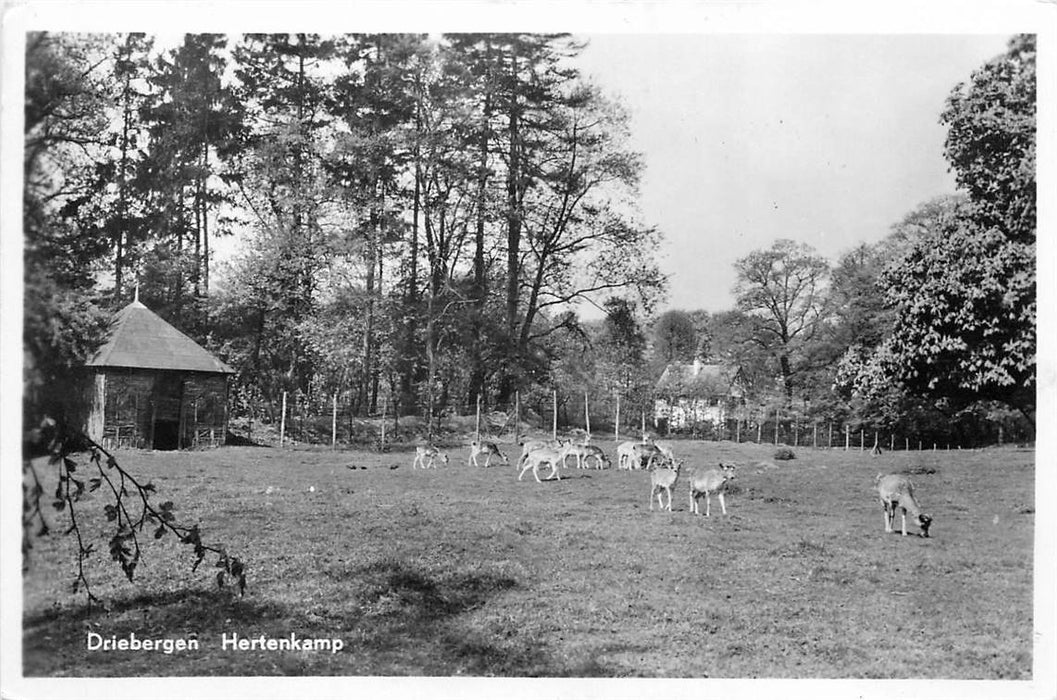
(2, 1, 1054, 698)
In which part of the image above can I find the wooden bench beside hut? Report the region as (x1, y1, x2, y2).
(83, 297, 235, 450)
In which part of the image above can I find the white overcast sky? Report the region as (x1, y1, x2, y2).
(574, 33, 1013, 314)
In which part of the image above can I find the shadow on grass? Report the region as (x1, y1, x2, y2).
(25, 559, 624, 677)
(23, 588, 285, 677)
(346, 558, 602, 676)
(224, 431, 270, 447)
(24, 588, 282, 629)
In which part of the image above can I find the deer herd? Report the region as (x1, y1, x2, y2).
(411, 435, 933, 537)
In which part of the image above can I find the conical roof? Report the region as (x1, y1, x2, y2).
(86, 300, 235, 374)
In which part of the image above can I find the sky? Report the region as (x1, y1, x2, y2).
(572, 33, 1013, 315)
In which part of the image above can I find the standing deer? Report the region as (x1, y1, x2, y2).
(518, 446, 564, 483)
(688, 463, 736, 516)
(469, 440, 508, 468)
(517, 438, 565, 468)
(413, 446, 449, 469)
(649, 460, 682, 511)
(616, 441, 639, 470)
(877, 473, 933, 537)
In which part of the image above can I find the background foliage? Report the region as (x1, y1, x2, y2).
(23, 32, 1036, 444)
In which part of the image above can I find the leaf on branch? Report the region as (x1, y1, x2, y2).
(106, 456, 117, 469)
(142, 482, 156, 494)
(63, 458, 77, 473)
(52, 499, 66, 512)
(88, 478, 101, 492)
(154, 525, 166, 540)
(103, 504, 117, 521)
(216, 571, 225, 589)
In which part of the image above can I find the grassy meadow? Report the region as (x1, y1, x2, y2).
(22, 438, 1035, 678)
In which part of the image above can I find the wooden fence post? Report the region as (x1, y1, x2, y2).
(332, 393, 337, 448)
(553, 390, 558, 442)
(476, 394, 482, 444)
(844, 425, 850, 451)
(585, 391, 591, 441)
(380, 395, 387, 448)
(774, 407, 780, 446)
(615, 394, 621, 444)
(279, 391, 287, 448)
(515, 390, 520, 446)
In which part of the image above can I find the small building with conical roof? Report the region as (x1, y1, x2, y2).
(83, 299, 235, 450)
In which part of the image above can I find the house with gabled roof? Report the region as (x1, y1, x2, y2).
(654, 359, 747, 433)
(82, 295, 235, 450)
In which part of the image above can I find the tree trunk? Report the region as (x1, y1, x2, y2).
(779, 353, 794, 398)
(502, 46, 522, 403)
(469, 83, 492, 409)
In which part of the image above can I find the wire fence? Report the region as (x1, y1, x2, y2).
(229, 389, 1033, 451)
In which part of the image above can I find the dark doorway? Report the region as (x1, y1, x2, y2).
(153, 420, 180, 450)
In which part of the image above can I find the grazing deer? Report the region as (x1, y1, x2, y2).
(689, 463, 736, 516)
(630, 442, 665, 470)
(561, 442, 600, 469)
(654, 441, 677, 465)
(469, 440, 508, 468)
(877, 473, 933, 537)
(518, 447, 564, 483)
(649, 460, 682, 511)
(413, 446, 449, 469)
(582, 444, 610, 469)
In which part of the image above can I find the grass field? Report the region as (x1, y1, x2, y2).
(22, 438, 1035, 678)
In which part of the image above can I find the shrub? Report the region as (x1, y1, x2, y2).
(774, 447, 796, 461)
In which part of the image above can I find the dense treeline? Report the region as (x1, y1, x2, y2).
(23, 32, 1035, 445)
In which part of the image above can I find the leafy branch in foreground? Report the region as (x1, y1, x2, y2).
(22, 419, 247, 611)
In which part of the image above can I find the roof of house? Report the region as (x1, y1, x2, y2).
(656, 360, 744, 397)
(86, 300, 235, 374)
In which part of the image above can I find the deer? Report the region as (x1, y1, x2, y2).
(688, 463, 737, 516)
(518, 446, 564, 483)
(560, 442, 600, 469)
(616, 441, 639, 470)
(877, 473, 933, 537)
(413, 446, 449, 469)
(630, 442, 666, 470)
(469, 440, 508, 468)
(517, 438, 565, 468)
(649, 459, 682, 511)
(582, 444, 610, 469)
(653, 441, 676, 464)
